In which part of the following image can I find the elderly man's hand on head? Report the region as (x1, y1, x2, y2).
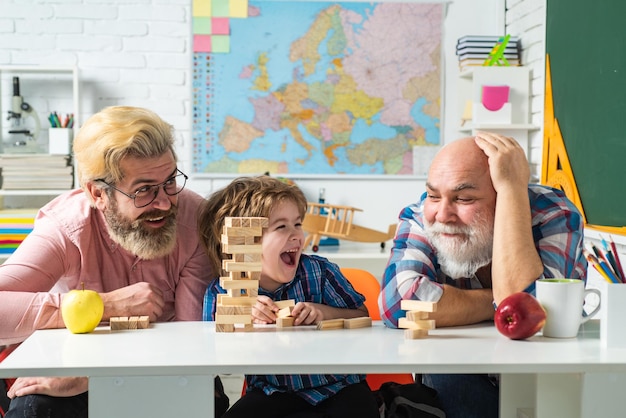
(474, 131, 530, 193)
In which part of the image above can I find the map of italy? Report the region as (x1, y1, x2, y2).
(193, 1, 442, 175)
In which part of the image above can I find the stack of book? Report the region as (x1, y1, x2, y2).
(0, 154, 74, 190)
(456, 35, 521, 71)
(0, 209, 36, 256)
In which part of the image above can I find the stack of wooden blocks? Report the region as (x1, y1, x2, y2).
(397, 300, 437, 339)
(215, 217, 267, 333)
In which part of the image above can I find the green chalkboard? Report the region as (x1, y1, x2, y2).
(546, 0, 626, 227)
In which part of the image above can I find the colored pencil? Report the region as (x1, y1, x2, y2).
(601, 235, 623, 282)
(609, 235, 626, 283)
(583, 249, 614, 283)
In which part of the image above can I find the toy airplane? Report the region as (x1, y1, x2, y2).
(302, 202, 396, 252)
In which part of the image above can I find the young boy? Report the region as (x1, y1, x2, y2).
(198, 176, 379, 418)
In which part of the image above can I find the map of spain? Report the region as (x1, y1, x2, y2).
(193, 1, 442, 175)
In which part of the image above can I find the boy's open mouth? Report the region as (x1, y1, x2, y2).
(280, 248, 298, 266)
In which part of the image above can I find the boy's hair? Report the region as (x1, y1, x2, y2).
(198, 176, 308, 274)
(73, 106, 178, 189)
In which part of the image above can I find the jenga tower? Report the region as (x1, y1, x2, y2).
(398, 300, 437, 339)
(215, 217, 267, 332)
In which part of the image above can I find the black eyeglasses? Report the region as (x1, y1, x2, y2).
(96, 169, 188, 208)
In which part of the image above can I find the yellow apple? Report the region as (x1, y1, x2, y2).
(61, 284, 104, 334)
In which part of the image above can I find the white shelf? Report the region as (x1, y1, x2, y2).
(457, 66, 535, 156)
(459, 123, 539, 132)
(0, 65, 79, 202)
(0, 189, 70, 196)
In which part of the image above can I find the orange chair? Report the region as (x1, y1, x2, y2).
(340, 268, 415, 390)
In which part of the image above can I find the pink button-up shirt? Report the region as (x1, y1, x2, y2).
(0, 188, 213, 345)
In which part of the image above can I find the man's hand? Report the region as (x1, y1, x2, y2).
(7, 377, 88, 399)
(474, 131, 530, 193)
(98, 282, 165, 322)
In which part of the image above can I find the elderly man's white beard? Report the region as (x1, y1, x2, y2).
(424, 214, 494, 279)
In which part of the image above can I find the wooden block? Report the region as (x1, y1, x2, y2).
(215, 314, 253, 325)
(221, 235, 246, 245)
(406, 310, 430, 321)
(216, 306, 252, 315)
(251, 218, 269, 227)
(219, 278, 259, 290)
(216, 323, 235, 332)
(316, 318, 345, 330)
(246, 288, 258, 297)
(343, 317, 372, 329)
(276, 317, 295, 328)
(248, 271, 261, 280)
(110, 316, 129, 330)
(222, 226, 263, 237)
(223, 244, 263, 255)
(110, 316, 150, 330)
(137, 316, 150, 329)
(217, 295, 257, 306)
(400, 300, 437, 313)
(404, 328, 429, 339)
(398, 318, 436, 330)
(222, 260, 262, 272)
(244, 236, 258, 245)
(241, 323, 254, 332)
(277, 306, 293, 318)
(225, 217, 242, 227)
(274, 300, 296, 309)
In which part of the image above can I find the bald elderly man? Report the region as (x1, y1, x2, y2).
(380, 132, 586, 418)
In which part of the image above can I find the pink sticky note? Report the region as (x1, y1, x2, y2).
(194, 35, 212, 53)
(212, 18, 230, 35)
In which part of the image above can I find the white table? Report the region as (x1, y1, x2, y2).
(1, 320, 625, 418)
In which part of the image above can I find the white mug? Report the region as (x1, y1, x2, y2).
(535, 278, 601, 338)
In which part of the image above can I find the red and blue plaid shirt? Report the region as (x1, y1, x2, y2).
(203, 253, 366, 405)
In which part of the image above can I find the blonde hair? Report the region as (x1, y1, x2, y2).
(73, 106, 177, 187)
(198, 176, 308, 274)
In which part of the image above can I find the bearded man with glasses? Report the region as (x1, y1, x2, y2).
(0, 106, 227, 418)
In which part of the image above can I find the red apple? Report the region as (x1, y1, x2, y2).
(494, 292, 546, 340)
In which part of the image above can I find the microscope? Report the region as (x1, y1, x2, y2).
(5, 76, 41, 151)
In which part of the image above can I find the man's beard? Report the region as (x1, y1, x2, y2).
(424, 213, 494, 279)
(104, 197, 178, 260)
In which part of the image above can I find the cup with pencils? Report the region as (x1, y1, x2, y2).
(590, 235, 626, 347)
(48, 112, 74, 155)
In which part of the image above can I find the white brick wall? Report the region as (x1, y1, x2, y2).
(0, 0, 543, 230)
(0, 0, 193, 169)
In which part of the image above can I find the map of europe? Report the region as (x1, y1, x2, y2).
(192, 1, 442, 175)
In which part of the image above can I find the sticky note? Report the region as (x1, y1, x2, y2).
(211, 35, 230, 53)
(212, 0, 230, 17)
(194, 35, 212, 53)
(230, 0, 248, 18)
(212, 18, 229, 35)
(193, 0, 212, 17)
(193, 17, 212, 35)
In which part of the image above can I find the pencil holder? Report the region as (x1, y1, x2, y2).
(600, 282, 626, 348)
(48, 128, 73, 155)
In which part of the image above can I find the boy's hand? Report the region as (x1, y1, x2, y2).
(251, 295, 279, 324)
(291, 302, 323, 326)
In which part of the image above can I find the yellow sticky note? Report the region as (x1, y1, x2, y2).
(193, 0, 212, 17)
(230, 0, 248, 18)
